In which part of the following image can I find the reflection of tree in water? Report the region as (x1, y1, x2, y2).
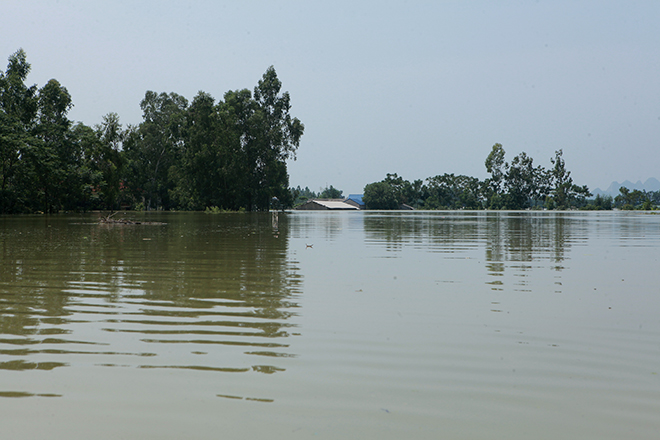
(485, 212, 577, 264)
(362, 211, 583, 292)
(484, 212, 588, 291)
(363, 212, 484, 253)
(0, 216, 84, 339)
(130, 213, 299, 318)
(0, 213, 301, 376)
(288, 211, 347, 241)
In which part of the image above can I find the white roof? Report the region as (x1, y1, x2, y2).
(313, 200, 359, 210)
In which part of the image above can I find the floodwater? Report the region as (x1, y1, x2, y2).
(0, 211, 659, 439)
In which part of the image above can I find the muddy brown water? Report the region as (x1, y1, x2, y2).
(1, 211, 659, 439)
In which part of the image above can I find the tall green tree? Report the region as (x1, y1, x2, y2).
(615, 187, 650, 210)
(0, 49, 38, 212)
(362, 174, 429, 209)
(216, 88, 256, 210)
(69, 122, 104, 210)
(484, 143, 506, 208)
(545, 149, 590, 209)
(27, 78, 74, 212)
(363, 173, 412, 209)
(504, 151, 547, 209)
(93, 112, 126, 210)
(424, 173, 482, 209)
(171, 91, 242, 210)
(363, 180, 400, 209)
(171, 91, 212, 209)
(208, 67, 304, 211)
(124, 91, 188, 210)
(247, 66, 304, 210)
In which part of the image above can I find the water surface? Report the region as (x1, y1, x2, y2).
(1, 211, 659, 439)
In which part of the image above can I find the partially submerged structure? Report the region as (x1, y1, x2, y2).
(345, 194, 365, 209)
(295, 199, 360, 210)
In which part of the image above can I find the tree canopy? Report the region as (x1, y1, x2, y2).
(5, 49, 648, 214)
(0, 50, 303, 213)
(362, 146, 594, 210)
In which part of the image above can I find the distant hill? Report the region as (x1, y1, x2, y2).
(592, 178, 660, 196)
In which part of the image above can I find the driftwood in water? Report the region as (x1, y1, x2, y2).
(98, 212, 166, 225)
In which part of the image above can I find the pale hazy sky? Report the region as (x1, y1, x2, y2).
(2, 0, 658, 194)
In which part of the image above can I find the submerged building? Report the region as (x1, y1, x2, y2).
(295, 199, 360, 210)
(345, 194, 365, 209)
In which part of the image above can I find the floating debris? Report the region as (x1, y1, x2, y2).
(98, 212, 166, 225)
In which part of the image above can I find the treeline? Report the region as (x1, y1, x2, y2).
(290, 185, 343, 206)
(0, 49, 303, 214)
(363, 144, 594, 210)
(613, 187, 660, 210)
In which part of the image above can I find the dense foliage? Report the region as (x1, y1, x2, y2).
(3, 50, 654, 214)
(364, 145, 594, 210)
(363, 147, 659, 211)
(613, 187, 658, 210)
(0, 49, 303, 213)
(290, 185, 344, 207)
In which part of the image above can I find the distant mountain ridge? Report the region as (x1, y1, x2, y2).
(592, 178, 660, 196)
